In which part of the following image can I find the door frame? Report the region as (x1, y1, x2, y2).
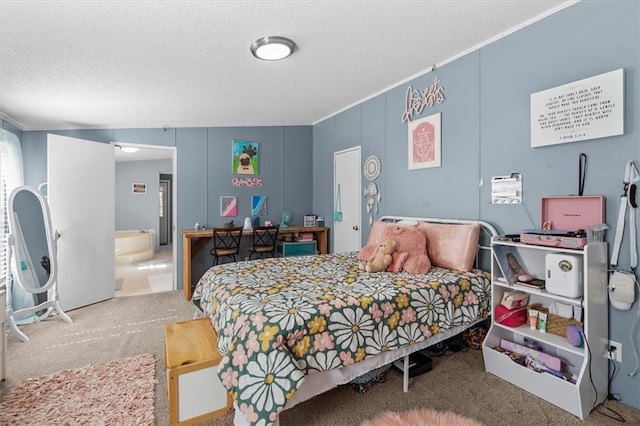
(112, 142, 178, 291)
(159, 178, 172, 245)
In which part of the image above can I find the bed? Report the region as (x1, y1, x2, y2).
(192, 216, 498, 425)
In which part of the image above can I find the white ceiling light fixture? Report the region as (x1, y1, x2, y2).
(116, 144, 139, 153)
(250, 36, 297, 61)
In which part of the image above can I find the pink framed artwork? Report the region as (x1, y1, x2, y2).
(220, 196, 238, 217)
(408, 112, 441, 170)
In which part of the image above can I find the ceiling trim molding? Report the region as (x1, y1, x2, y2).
(0, 112, 24, 131)
(312, 0, 579, 126)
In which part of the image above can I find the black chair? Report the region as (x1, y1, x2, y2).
(248, 225, 279, 260)
(210, 226, 244, 265)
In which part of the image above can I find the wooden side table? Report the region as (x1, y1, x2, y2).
(164, 318, 232, 425)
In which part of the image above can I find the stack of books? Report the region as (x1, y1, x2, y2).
(297, 232, 314, 241)
(515, 278, 546, 292)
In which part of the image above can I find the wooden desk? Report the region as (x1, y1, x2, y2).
(181, 226, 329, 300)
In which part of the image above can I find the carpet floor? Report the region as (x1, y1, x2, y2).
(2, 290, 640, 426)
(0, 354, 155, 425)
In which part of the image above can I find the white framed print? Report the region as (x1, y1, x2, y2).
(132, 183, 147, 194)
(530, 68, 624, 147)
(408, 112, 441, 170)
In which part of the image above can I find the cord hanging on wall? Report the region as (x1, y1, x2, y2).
(578, 153, 587, 196)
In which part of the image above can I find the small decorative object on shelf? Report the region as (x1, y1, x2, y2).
(281, 211, 292, 228)
(297, 232, 314, 241)
(303, 215, 316, 227)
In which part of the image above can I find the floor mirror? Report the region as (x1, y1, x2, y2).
(6, 185, 72, 343)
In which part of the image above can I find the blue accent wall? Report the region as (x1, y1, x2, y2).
(313, 1, 640, 409)
(20, 126, 313, 296)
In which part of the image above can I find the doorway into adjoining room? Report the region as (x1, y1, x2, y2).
(113, 144, 176, 297)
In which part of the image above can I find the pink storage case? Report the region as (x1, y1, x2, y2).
(520, 195, 605, 249)
(540, 195, 605, 231)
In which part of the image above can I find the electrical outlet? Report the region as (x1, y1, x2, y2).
(605, 340, 622, 362)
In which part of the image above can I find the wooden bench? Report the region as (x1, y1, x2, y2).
(164, 318, 232, 425)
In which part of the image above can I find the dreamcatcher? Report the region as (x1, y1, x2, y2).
(363, 155, 382, 224)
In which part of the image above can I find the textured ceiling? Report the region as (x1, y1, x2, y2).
(0, 1, 574, 131)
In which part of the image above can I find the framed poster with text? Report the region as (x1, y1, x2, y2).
(531, 69, 624, 147)
(408, 112, 441, 170)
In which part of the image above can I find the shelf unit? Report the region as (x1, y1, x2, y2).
(482, 237, 608, 419)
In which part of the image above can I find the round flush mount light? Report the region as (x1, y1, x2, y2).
(250, 36, 296, 61)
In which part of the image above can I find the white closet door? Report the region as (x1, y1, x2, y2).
(333, 146, 361, 253)
(48, 134, 115, 311)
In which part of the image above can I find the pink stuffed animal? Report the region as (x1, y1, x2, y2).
(359, 225, 430, 274)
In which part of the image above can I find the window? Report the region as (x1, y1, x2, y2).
(0, 129, 23, 290)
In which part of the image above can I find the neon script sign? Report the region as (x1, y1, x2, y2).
(401, 77, 446, 123)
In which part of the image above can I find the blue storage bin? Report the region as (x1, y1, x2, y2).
(276, 240, 317, 257)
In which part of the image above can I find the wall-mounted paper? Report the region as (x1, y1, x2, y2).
(492, 173, 522, 204)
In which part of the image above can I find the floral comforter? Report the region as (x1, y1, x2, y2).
(192, 252, 491, 425)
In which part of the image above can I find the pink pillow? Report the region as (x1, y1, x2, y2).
(358, 221, 392, 261)
(365, 221, 390, 246)
(416, 222, 480, 271)
(387, 252, 409, 273)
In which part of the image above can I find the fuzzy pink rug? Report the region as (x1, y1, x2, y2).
(0, 353, 155, 426)
(362, 408, 483, 426)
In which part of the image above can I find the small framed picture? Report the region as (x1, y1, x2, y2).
(132, 183, 147, 194)
(220, 196, 237, 217)
(232, 140, 259, 175)
(251, 195, 267, 216)
(304, 215, 316, 227)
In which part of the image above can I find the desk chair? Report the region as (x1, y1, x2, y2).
(210, 226, 244, 265)
(248, 225, 279, 260)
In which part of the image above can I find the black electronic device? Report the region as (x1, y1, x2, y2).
(392, 352, 433, 378)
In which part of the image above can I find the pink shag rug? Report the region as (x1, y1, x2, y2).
(362, 408, 483, 426)
(0, 353, 155, 426)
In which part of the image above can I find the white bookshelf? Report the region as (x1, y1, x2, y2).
(482, 237, 608, 419)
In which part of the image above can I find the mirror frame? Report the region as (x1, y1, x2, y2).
(8, 185, 57, 294)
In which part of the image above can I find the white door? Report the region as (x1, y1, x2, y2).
(333, 147, 361, 253)
(48, 134, 115, 311)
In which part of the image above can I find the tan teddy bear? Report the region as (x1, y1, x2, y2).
(359, 239, 396, 273)
(358, 224, 431, 274)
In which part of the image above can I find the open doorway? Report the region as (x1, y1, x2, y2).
(113, 143, 177, 297)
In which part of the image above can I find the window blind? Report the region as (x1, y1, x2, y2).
(0, 137, 10, 290)
(0, 129, 24, 292)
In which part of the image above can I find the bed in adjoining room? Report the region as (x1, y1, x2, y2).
(192, 215, 498, 425)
